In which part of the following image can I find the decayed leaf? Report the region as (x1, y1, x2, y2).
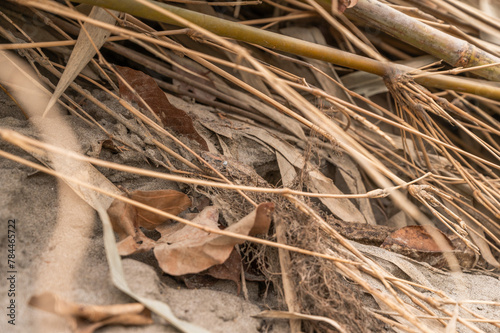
(204, 248, 242, 293)
(116, 66, 208, 150)
(181, 249, 242, 294)
(107, 189, 191, 255)
(155, 203, 274, 275)
(29, 292, 153, 333)
(381, 225, 456, 268)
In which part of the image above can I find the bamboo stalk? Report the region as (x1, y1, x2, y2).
(343, 0, 500, 81)
(26, 0, 500, 100)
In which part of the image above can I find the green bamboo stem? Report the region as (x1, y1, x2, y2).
(67, 0, 387, 72)
(35, 0, 500, 99)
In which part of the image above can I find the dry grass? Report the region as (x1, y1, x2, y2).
(1, 0, 500, 332)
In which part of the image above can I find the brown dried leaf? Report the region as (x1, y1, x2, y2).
(116, 232, 156, 256)
(130, 190, 192, 230)
(107, 189, 191, 255)
(382, 225, 453, 252)
(107, 197, 137, 241)
(181, 249, 242, 294)
(381, 225, 455, 268)
(29, 292, 153, 333)
(116, 66, 208, 150)
(156, 219, 186, 238)
(155, 203, 272, 275)
(154, 206, 221, 275)
(204, 248, 242, 293)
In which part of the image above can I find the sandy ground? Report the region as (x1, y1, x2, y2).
(0, 88, 288, 333)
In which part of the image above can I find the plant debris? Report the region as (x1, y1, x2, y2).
(117, 65, 209, 151)
(2, 0, 500, 332)
(29, 292, 153, 333)
(155, 203, 273, 276)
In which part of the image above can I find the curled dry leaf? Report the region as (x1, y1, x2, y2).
(107, 197, 138, 240)
(154, 206, 220, 275)
(249, 202, 274, 235)
(116, 65, 209, 150)
(155, 203, 274, 275)
(29, 292, 152, 333)
(107, 189, 191, 256)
